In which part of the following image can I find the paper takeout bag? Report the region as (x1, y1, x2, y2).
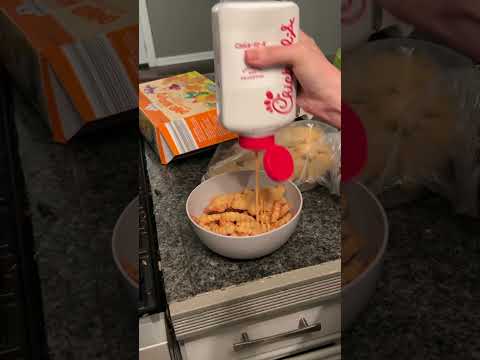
(0, 0, 137, 142)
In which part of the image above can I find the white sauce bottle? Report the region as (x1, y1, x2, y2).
(212, 1, 300, 181)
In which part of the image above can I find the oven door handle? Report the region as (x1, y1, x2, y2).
(233, 318, 322, 352)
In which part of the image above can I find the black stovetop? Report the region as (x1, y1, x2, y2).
(0, 68, 48, 359)
(139, 139, 167, 316)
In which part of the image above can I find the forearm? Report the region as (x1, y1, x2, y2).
(298, 63, 341, 129)
(322, 66, 341, 129)
(375, 0, 480, 62)
(434, 17, 480, 63)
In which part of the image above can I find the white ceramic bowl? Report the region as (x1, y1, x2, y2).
(186, 171, 303, 260)
(112, 197, 138, 303)
(342, 181, 389, 330)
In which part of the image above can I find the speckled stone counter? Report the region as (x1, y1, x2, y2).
(343, 194, 480, 359)
(14, 91, 138, 360)
(144, 145, 341, 304)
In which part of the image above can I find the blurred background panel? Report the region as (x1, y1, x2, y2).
(141, 0, 341, 71)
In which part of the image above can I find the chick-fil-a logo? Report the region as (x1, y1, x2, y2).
(280, 18, 297, 46)
(235, 41, 267, 49)
(264, 17, 296, 115)
(264, 68, 294, 114)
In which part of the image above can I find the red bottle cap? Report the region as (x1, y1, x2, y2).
(341, 102, 367, 183)
(263, 145, 294, 182)
(238, 135, 275, 151)
(238, 135, 293, 182)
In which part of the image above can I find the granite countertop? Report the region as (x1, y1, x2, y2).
(145, 145, 341, 304)
(14, 91, 138, 360)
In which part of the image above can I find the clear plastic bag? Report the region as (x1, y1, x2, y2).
(202, 119, 341, 194)
(426, 67, 480, 217)
(343, 40, 480, 217)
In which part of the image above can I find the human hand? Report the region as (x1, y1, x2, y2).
(245, 31, 341, 129)
(375, 0, 480, 62)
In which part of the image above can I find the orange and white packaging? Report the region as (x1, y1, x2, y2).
(139, 72, 237, 164)
(0, 0, 137, 143)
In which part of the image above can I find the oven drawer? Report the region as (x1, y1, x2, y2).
(139, 313, 171, 360)
(284, 344, 341, 360)
(180, 299, 340, 360)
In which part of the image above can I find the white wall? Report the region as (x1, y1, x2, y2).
(139, 0, 149, 65)
(144, 0, 341, 66)
(295, 0, 340, 56)
(146, 0, 217, 58)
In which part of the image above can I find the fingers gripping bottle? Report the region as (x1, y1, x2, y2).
(212, 1, 300, 181)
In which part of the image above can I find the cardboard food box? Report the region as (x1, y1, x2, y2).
(0, 0, 137, 143)
(139, 71, 237, 164)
